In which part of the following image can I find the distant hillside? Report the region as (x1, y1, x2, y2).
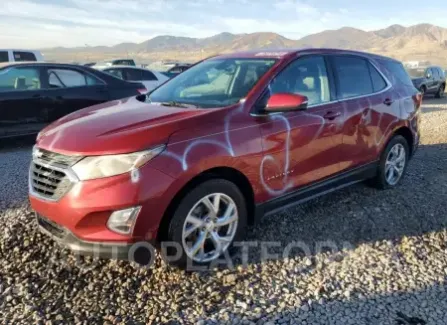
(42, 23, 447, 66)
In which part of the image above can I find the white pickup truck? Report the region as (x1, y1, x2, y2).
(0, 49, 44, 63)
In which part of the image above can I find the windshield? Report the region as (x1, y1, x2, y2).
(406, 68, 426, 78)
(147, 58, 277, 108)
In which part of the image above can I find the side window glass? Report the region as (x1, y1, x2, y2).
(125, 69, 143, 81)
(0, 51, 9, 63)
(333, 56, 373, 99)
(368, 62, 387, 92)
(13, 51, 37, 62)
(106, 69, 124, 80)
(142, 70, 157, 81)
(47, 69, 101, 88)
(0, 67, 41, 92)
(270, 56, 330, 106)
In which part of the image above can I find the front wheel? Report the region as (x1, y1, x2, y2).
(163, 179, 247, 268)
(435, 84, 445, 98)
(370, 135, 409, 189)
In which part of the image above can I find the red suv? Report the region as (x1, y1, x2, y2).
(29, 49, 421, 266)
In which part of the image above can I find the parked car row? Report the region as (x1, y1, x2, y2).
(28, 48, 422, 267)
(0, 62, 147, 138)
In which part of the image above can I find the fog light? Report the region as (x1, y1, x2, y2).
(107, 206, 141, 235)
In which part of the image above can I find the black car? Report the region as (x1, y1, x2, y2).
(407, 66, 446, 98)
(0, 62, 146, 139)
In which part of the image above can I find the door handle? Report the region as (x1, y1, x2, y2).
(323, 111, 341, 120)
(383, 98, 394, 106)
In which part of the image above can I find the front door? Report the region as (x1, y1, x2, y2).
(256, 55, 344, 198)
(0, 66, 46, 137)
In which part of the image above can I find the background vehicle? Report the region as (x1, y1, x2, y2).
(0, 62, 146, 138)
(95, 65, 169, 91)
(0, 49, 44, 63)
(30, 49, 420, 268)
(161, 64, 192, 78)
(94, 59, 136, 67)
(407, 66, 445, 98)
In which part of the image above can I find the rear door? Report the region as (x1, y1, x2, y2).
(0, 65, 46, 137)
(41, 66, 109, 122)
(330, 55, 392, 169)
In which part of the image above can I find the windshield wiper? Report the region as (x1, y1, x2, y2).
(158, 101, 198, 108)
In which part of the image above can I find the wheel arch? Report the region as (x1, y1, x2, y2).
(392, 126, 414, 157)
(156, 166, 256, 242)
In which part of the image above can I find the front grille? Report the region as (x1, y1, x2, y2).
(35, 148, 82, 167)
(30, 162, 73, 200)
(36, 214, 66, 239)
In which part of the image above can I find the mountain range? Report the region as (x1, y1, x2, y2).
(42, 23, 447, 66)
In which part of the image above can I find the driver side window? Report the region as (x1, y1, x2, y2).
(270, 56, 330, 106)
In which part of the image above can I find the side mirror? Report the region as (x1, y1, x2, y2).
(426, 73, 432, 79)
(264, 93, 308, 113)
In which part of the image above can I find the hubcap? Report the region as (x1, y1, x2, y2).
(182, 193, 238, 263)
(385, 143, 406, 185)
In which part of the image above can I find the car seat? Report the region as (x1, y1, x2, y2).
(14, 77, 27, 90)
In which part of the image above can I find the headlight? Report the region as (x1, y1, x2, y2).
(72, 145, 165, 181)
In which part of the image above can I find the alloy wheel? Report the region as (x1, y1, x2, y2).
(182, 193, 238, 263)
(385, 143, 406, 186)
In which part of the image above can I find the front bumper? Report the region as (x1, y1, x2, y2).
(36, 213, 155, 263)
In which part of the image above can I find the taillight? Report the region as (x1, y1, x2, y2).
(137, 88, 147, 94)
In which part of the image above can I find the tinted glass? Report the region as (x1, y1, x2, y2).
(368, 63, 387, 92)
(0, 67, 41, 92)
(333, 56, 373, 99)
(113, 60, 135, 66)
(125, 68, 143, 81)
(148, 58, 277, 108)
(47, 69, 100, 88)
(106, 68, 124, 79)
(0, 51, 9, 63)
(387, 61, 415, 86)
(13, 51, 37, 62)
(141, 70, 157, 81)
(270, 56, 330, 105)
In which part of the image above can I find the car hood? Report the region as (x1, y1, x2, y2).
(37, 96, 211, 155)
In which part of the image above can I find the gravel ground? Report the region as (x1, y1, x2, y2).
(1, 96, 447, 325)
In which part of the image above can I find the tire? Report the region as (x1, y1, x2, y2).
(435, 84, 445, 99)
(420, 85, 426, 97)
(370, 135, 410, 189)
(162, 179, 247, 268)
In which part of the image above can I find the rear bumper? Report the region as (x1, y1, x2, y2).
(36, 213, 156, 263)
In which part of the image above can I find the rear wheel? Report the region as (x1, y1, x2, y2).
(370, 135, 409, 189)
(435, 84, 445, 98)
(163, 179, 247, 268)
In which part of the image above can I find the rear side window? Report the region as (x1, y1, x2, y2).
(332, 56, 373, 99)
(141, 70, 158, 81)
(106, 69, 124, 79)
(380, 60, 414, 87)
(125, 68, 143, 81)
(0, 67, 41, 92)
(368, 63, 387, 92)
(13, 51, 37, 62)
(0, 51, 9, 63)
(47, 68, 101, 88)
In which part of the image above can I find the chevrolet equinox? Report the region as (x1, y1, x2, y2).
(30, 49, 421, 267)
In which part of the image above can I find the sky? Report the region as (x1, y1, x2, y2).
(1, 0, 447, 49)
